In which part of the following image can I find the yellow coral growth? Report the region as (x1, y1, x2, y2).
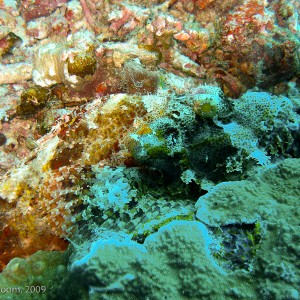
(195, 0, 215, 10)
(0, 94, 148, 270)
(84, 95, 147, 165)
(0, 166, 83, 271)
(136, 123, 152, 135)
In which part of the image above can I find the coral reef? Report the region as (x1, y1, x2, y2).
(37, 159, 298, 300)
(0, 0, 297, 164)
(0, 86, 298, 274)
(130, 87, 299, 180)
(0, 0, 299, 299)
(59, 221, 231, 300)
(196, 158, 300, 299)
(1, 0, 298, 93)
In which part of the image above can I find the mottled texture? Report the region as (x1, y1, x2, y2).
(51, 159, 300, 299)
(21, 0, 68, 22)
(0, 250, 68, 300)
(196, 158, 300, 299)
(0, 133, 7, 146)
(57, 221, 231, 300)
(0, 0, 299, 298)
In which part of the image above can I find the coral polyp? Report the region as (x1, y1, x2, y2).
(192, 94, 224, 118)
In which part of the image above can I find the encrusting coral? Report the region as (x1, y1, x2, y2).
(196, 158, 300, 299)
(55, 156, 300, 300)
(0, 250, 68, 300)
(0, 82, 299, 274)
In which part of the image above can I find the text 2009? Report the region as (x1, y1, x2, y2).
(26, 286, 47, 293)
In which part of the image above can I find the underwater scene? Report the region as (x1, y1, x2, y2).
(0, 0, 299, 299)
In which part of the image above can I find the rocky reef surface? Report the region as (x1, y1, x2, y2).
(0, 0, 299, 299)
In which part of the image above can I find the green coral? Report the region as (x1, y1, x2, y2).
(16, 86, 50, 116)
(67, 53, 97, 78)
(0, 250, 68, 300)
(57, 221, 232, 300)
(196, 158, 300, 298)
(145, 144, 170, 159)
(231, 92, 298, 156)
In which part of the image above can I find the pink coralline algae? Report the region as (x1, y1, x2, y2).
(21, 0, 69, 22)
(0, 0, 297, 95)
